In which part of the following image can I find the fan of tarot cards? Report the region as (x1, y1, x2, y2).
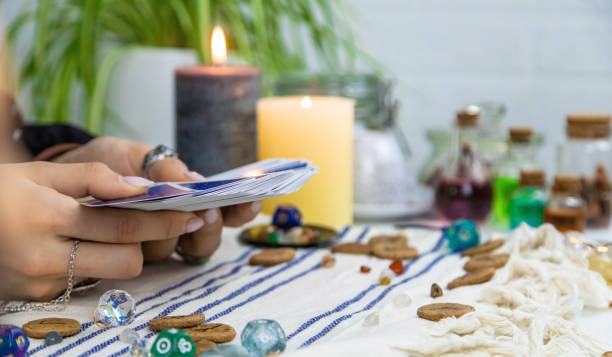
(83, 159, 317, 211)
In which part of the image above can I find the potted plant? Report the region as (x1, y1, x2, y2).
(7, 0, 366, 145)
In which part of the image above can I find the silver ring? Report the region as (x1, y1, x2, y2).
(142, 144, 178, 179)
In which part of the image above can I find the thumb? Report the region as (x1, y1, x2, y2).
(24, 161, 152, 199)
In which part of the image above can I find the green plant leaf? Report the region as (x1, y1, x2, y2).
(86, 46, 130, 134)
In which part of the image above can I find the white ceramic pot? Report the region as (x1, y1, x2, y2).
(104, 46, 198, 147)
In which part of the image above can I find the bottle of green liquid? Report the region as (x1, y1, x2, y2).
(491, 127, 537, 228)
(510, 170, 548, 228)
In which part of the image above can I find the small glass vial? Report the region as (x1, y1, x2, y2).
(435, 107, 493, 222)
(509, 169, 547, 229)
(543, 174, 586, 232)
(492, 127, 537, 227)
(557, 113, 612, 228)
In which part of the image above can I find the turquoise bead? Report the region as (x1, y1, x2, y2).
(240, 319, 286, 357)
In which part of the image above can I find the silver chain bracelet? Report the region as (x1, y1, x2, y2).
(0, 239, 79, 313)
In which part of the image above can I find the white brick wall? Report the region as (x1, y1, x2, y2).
(348, 0, 612, 175)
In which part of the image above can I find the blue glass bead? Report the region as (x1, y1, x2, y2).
(0, 325, 29, 357)
(94, 290, 136, 328)
(240, 319, 286, 357)
(272, 205, 302, 230)
(196, 344, 250, 357)
(443, 219, 480, 252)
(45, 331, 62, 346)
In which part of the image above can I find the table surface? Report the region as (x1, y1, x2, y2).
(1, 216, 611, 356)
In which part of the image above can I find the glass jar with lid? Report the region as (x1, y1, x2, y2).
(509, 169, 547, 229)
(492, 127, 538, 227)
(557, 113, 612, 228)
(434, 107, 493, 222)
(544, 174, 586, 232)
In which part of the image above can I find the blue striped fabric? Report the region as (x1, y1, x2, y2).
(48, 226, 352, 357)
(11, 225, 454, 356)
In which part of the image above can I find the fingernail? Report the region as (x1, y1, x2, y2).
(121, 176, 154, 186)
(184, 171, 206, 181)
(204, 208, 219, 224)
(251, 201, 261, 213)
(185, 217, 205, 233)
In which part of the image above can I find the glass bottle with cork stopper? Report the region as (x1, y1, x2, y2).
(557, 113, 612, 228)
(509, 169, 547, 229)
(543, 174, 586, 232)
(492, 127, 537, 227)
(434, 106, 493, 222)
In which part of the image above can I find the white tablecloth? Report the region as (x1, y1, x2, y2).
(1, 217, 611, 356)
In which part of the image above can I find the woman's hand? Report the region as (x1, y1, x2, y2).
(54, 136, 260, 263)
(0, 161, 205, 301)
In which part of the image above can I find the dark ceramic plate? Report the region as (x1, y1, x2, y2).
(239, 224, 339, 247)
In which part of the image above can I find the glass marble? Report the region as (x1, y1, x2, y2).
(45, 331, 62, 346)
(151, 328, 195, 357)
(272, 204, 303, 230)
(94, 290, 136, 328)
(362, 312, 380, 327)
(197, 344, 250, 357)
(240, 319, 287, 357)
(443, 219, 480, 252)
(0, 325, 29, 357)
(393, 293, 411, 308)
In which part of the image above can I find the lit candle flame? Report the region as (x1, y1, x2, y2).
(211, 25, 227, 65)
(301, 96, 312, 109)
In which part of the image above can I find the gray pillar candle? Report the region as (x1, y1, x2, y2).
(175, 66, 261, 176)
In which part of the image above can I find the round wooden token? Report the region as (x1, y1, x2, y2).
(149, 313, 205, 331)
(192, 337, 217, 355)
(249, 248, 296, 266)
(461, 239, 505, 257)
(185, 323, 236, 343)
(368, 234, 408, 248)
(463, 253, 509, 272)
(417, 303, 475, 321)
(331, 242, 372, 255)
(22, 318, 81, 339)
(372, 244, 418, 260)
(447, 268, 496, 290)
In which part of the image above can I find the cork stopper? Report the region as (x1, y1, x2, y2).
(566, 113, 611, 139)
(519, 169, 545, 187)
(456, 106, 480, 127)
(552, 174, 582, 194)
(509, 127, 533, 143)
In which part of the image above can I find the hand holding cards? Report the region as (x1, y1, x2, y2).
(83, 159, 317, 211)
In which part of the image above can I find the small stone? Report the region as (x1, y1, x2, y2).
(197, 344, 250, 357)
(379, 268, 393, 285)
(362, 312, 379, 327)
(0, 325, 29, 356)
(45, 331, 62, 346)
(94, 290, 136, 328)
(321, 254, 335, 268)
(443, 219, 480, 252)
(430, 283, 443, 298)
(393, 293, 412, 308)
(240, 319, 287, 357)
(389, 260, 404, 275)
(151, 328, 195, 357)
(360, 265, 371, 274)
